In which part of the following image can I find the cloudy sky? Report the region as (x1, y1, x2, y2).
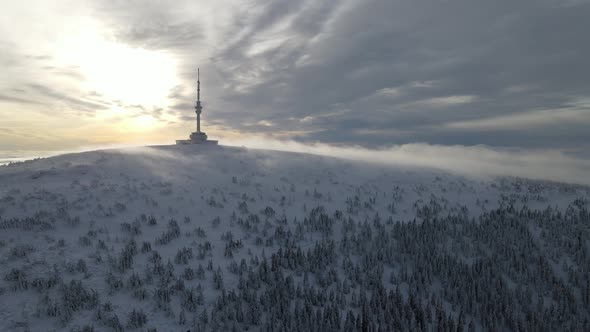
(1, 0, 589, 155)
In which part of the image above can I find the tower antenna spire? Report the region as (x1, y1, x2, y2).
(195, 68, 203, 133)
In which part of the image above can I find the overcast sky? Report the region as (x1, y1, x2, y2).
(1, 0, 589, 155)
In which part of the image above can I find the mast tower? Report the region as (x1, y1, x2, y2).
(175, 68, 218, 145)
(196, 68, 202, 133)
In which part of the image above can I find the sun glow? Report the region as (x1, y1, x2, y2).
(56, 23, 178, 108)
(126, 114, 161, 131)
(92, 105, 163, 135)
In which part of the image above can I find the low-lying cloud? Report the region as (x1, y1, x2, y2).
(224, 136, 590, 186)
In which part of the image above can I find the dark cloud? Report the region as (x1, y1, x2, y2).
(2, 0, 589, 151)
(93, 0, 205, 50)
(0, 127, 15, 134)
(26, 83, 111, 114)
(114, 21, 203, 50)
(25, 55, 52, 61)
(202, 0, 590, 149)
(0, 93, 43, 106)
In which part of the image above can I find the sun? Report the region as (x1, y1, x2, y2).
(56, 23, 178, 108)
(52, 22, 180, 134)
(79, 44, 177, 106)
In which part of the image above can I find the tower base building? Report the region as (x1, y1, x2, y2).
(176, 132, 218, 145)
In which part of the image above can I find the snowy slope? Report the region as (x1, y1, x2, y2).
(0, 145, 589, 331)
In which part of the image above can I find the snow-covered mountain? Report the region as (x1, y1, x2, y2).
(0, 145, 588, 331)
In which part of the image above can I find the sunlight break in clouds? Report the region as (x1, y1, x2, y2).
(54, 21, 179, 109)
(223, 136, 590, 186)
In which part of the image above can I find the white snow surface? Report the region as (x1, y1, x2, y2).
(0, 145, 588, 331)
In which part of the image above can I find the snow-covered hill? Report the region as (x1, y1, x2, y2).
(0, 145, 589, 331)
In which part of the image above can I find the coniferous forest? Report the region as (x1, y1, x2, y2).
(0, 146, 589, 331)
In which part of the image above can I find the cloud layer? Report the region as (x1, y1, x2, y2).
(0, 0, 589, 155)
(223, 136, 590, 186)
